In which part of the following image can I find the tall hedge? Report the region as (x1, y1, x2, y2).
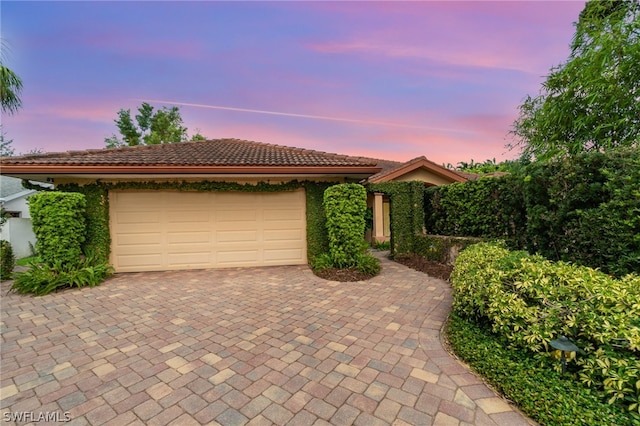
(424, 148, 640, 276)
(29, 192, 87, 267)
(323, 183, 368, 267)
(521, 148, 640, 276)
(424, 173, 526, 249)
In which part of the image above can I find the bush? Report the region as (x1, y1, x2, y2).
(355, 253, 381, 275)
(424, 174, 527, 249)
(0, 240, 15, 280)
(451, 242, 640, 415)
(447, 313, 634, 425)
(11, 253, 113, 296)
(323, 183, 368, 268)
(29, 192, 87, 267)
(424, 148, 640, 276)
(372, 240, 391, 251)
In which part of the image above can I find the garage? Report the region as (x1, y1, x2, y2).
(109, 190, 307, 272)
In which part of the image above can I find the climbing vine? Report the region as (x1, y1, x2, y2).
(59, 179, 335, 265)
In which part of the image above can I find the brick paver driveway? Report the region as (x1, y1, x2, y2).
(1, 254, 533, 426)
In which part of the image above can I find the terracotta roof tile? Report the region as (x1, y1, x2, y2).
(1, 139, 379, 168)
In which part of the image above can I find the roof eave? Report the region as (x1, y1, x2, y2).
(0, 165, 381, 175)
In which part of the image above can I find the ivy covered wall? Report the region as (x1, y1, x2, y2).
(59, 179, 335, 266)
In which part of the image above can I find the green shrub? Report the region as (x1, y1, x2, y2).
(451, 242, 640, 414)
(323, 184, 368, 268)
(355, 253, 381, 275)
(0, 240, 15, 280)
(310, 252, 334, 272)
(425, 148, 640, 276)
(447, 313, 635, 425)
(29, 192, 87, 267)
(11, 253, 113, 296)
(424, 174, 527, 249)
(372, 240, 391, 251)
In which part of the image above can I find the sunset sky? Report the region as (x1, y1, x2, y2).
(2, 1, 586, 165)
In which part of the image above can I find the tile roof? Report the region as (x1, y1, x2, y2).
(0, 139, 379, 168)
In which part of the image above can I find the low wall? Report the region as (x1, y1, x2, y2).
(413, 234, 483, 265)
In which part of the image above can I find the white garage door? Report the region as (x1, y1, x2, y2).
(109, 190, 307, 272)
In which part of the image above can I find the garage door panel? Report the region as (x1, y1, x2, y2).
(167, 252, 211, 266)
(217, 209, 256, 222)
(217, 250, 259, 264)
(166, 210, 211, 223)
(114, 192, 161, 206)
(263, 229, 303, 241)
(116, 211, 161, 224)
(110, 190, 306, 272)
(117, 233, 163, 245)
(264, 208, 302, 221)
(167, 231, 211, 244)
(263, 248, 305, 263)
(116, 254, 163, 268)
(216, 230, 258, 243)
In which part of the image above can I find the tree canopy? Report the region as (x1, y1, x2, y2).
(0, 41, 23, 115)
(510, 0, 640, 160)
(105, 102, 205, 148)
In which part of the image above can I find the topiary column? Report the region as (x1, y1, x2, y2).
(323, 183, 368, 268)
(29, 191, 87, 267)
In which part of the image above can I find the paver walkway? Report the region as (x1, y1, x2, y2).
(1, 253, 535, 425)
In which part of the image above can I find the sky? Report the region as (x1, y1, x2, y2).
(2, 1, 586, 166)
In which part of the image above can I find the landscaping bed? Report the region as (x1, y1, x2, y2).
(313, 267, 377, 282)
(393, 253, 453, 281)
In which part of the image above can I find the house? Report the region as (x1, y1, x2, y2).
(0, 139, 466, 272)
(0, 176, 50, 258)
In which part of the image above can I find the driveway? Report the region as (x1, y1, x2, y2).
(0, 254, 534, 425)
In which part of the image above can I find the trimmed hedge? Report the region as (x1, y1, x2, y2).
(323, 184, 368, 267)
(424, 173, 526, 249)
(29, 192, 87, 267)
(424, 148, 640, 276)
(451, 242, 640, 415)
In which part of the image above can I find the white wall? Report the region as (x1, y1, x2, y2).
(0, 218, 36, 258)
(3, 196, 31, 218)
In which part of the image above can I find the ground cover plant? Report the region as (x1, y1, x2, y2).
(449, 242, 640, 423)
(446, 313, 632, 425)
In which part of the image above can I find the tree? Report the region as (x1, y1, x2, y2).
(0, 129, 15, 157)
(105, 102, 205, 148)
(510, 0, 640, 160)
(0, 41, 23, 115)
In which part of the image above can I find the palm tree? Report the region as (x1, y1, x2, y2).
(0, 40, 23, 115)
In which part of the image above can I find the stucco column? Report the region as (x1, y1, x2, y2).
(373, 192, 385, 242)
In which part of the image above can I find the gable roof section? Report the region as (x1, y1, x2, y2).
(365, 156, 468, 184)
(0, 176, 36, 202)
(0, 139, 382, 178)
